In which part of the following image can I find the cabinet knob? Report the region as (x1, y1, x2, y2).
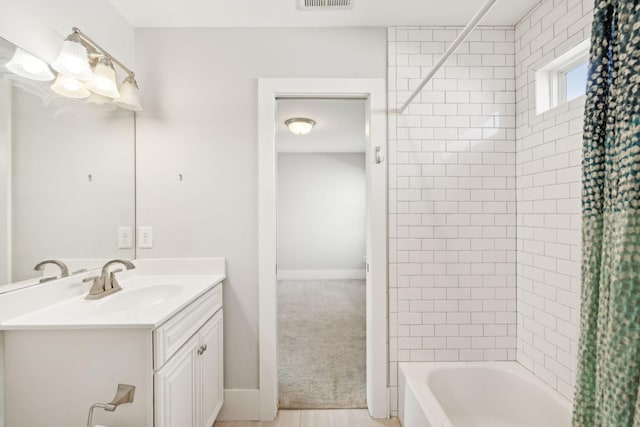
(197, 344, 208, 355)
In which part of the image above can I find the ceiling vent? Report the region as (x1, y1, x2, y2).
(297, 0, 353, 10)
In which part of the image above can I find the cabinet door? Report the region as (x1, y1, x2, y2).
(155, 334, 199, 427)
(199, 310, 224, 427)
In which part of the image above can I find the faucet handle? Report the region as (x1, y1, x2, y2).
(108, 269, 124, 291)
(84, 275, 108, 299)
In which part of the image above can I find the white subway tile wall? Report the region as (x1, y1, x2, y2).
(515, 0, 592, 400)
(387, 0, 592, 413)
(388, 25, 517, 415)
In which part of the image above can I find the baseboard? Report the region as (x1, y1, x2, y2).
(0, 332, 4, 427)
(278, 269, 366, 280)
(217, 389, 260, 421)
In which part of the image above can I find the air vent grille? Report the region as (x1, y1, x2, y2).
(298, 0, 353, 10)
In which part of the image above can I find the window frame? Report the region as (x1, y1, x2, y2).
(558, 58, 589, 104)
(535, 39, 590, 114)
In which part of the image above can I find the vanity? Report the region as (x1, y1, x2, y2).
(0, 258, 225, 427)
(0, 29, 226, 427)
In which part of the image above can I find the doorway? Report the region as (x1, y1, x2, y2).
(276, 98, 367, 409)
(258, 78, 387, 421)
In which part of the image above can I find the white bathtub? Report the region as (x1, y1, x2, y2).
(399, 362, 572, 427)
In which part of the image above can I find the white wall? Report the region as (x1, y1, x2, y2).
(134, 28, 387, 390)
(277, 153, 366, 278)
(515, 0, 592, 400)
(387, 25, 517, 415)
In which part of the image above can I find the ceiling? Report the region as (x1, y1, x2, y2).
(107, 0, 539, 28)
(276, 99, 365, 153)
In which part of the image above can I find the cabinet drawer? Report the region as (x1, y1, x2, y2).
(154, 283, 222, 370)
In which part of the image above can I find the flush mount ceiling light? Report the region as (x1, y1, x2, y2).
(50, 27, 142, 110)
(285, 117, 316, 135)
(6, 48, 55, 81)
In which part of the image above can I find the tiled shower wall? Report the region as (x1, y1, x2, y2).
(387, 26, 517, 414)
(388, 0, 593, 410)
(514, 0, 592, 400)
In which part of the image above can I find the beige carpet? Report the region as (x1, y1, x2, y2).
(278, 279, 366, 409)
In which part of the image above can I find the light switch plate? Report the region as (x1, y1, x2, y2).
(117, 226, 133, 249)
(138, 226, 153, 249)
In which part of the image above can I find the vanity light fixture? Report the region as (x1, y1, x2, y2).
(285, 117, 316, 135)
(51, 31, 94, 81)
(85, 56, 120, 98)
(6, 48, 55, 81)
(86, 92, 118, 111)
(113, 74, 143, 111)
(50, 73, 90, 99)
(51, 27, 143, 110)
(86, 92, 113, 105)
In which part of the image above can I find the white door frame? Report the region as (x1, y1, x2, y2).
(258, 78, 388, 421)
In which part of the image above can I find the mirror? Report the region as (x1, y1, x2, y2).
(0, 36, 135, 293)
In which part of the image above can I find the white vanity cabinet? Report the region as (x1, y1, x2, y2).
(1, 273, 225, 427)
(155, 303, 224, 427)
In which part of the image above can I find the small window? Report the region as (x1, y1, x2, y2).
(536, 40, 590, 114)
(564, 61, 589, 103)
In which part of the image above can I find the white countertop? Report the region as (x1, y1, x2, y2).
(0, 258, 226, 330)
(1, 275, 224, 330)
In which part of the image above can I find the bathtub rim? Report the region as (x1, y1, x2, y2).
(398, 361, 573, 427)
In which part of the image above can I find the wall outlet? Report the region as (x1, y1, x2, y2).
(138, 226, 153, 249)
(117, 226, 133, 249)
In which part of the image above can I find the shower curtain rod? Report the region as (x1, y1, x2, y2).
(398, 0, 498, 114)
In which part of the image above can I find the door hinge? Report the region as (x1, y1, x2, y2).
(375, 146, 385, 164)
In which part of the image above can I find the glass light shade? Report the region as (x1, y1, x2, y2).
(85, 57, 120, 99)
(86, 93, 117, 111)
(50, 74, 90, 99)
(285, 118, 316, 135)
(51, 38, 93, 81)
(5, 48, 55, 81)
(86, 92, 112, 105)
(113, 76, 142, 111)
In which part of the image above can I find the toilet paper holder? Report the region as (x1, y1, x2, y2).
(86, 384, 135, 427)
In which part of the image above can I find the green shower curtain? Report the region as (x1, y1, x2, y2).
(572, 1, 640, 426)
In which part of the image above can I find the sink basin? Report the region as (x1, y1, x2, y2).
(98, 284, 184, 313)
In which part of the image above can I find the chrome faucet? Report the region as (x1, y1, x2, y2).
(83, 259, 136, 300)
(33, 259, 70, 283)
